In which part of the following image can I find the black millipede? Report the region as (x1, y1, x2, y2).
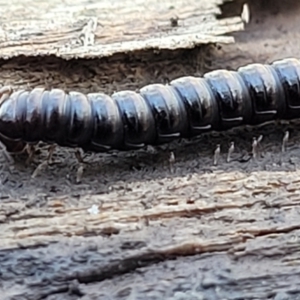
(0, 57, 299, 156)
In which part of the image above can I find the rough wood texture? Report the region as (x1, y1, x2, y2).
(2, 0, 300, 299)
(0, 0, 243, 59)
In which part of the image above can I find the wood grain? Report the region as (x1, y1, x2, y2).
(1, 0, 300, 299)
(0, 0, 243, 59)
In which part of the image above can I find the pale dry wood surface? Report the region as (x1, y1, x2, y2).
(0, 0, 243, 59)
(1, 0, 300, 299)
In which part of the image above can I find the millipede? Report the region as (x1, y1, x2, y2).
(0, 57, 299, 162)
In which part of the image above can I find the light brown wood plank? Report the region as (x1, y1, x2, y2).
(0, 0, 244, 59)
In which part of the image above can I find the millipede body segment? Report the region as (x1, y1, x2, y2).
(0, 58, 299, 154)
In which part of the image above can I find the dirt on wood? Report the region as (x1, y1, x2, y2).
(1, 0, 300, 299)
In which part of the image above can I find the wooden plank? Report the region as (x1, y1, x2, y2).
(2, 129, 300, 299)
(3, 0, 300, 299)
(0, 0, 244, 59)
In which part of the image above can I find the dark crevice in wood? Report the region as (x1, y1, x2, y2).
(0, 45, 216, 91)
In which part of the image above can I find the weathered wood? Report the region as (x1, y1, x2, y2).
(2, 126, 300, 299)
(0, 0, 243, 59)
(2, 0, 300, 299)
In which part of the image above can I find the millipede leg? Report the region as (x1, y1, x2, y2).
(47, 144, 56, 164)
(2, 149, 14, 165)
(251, 135, 264, 160)
(282, 131, 289, 153)
(31, 144, 56, 178)
(257, 135, 263, 152)
(76, 163, 85, 184)
(31, 160, 48, 178)
(75, 148, 87, 183)
(25, 144, 36, 166)
(257, 135, 263, 144)
(169, 151, 175, 173)
(252, 137, 258, 160)
(213, 144, 221, 166)
(75, 148, 85, 164)
(227, 141, 234, 163)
